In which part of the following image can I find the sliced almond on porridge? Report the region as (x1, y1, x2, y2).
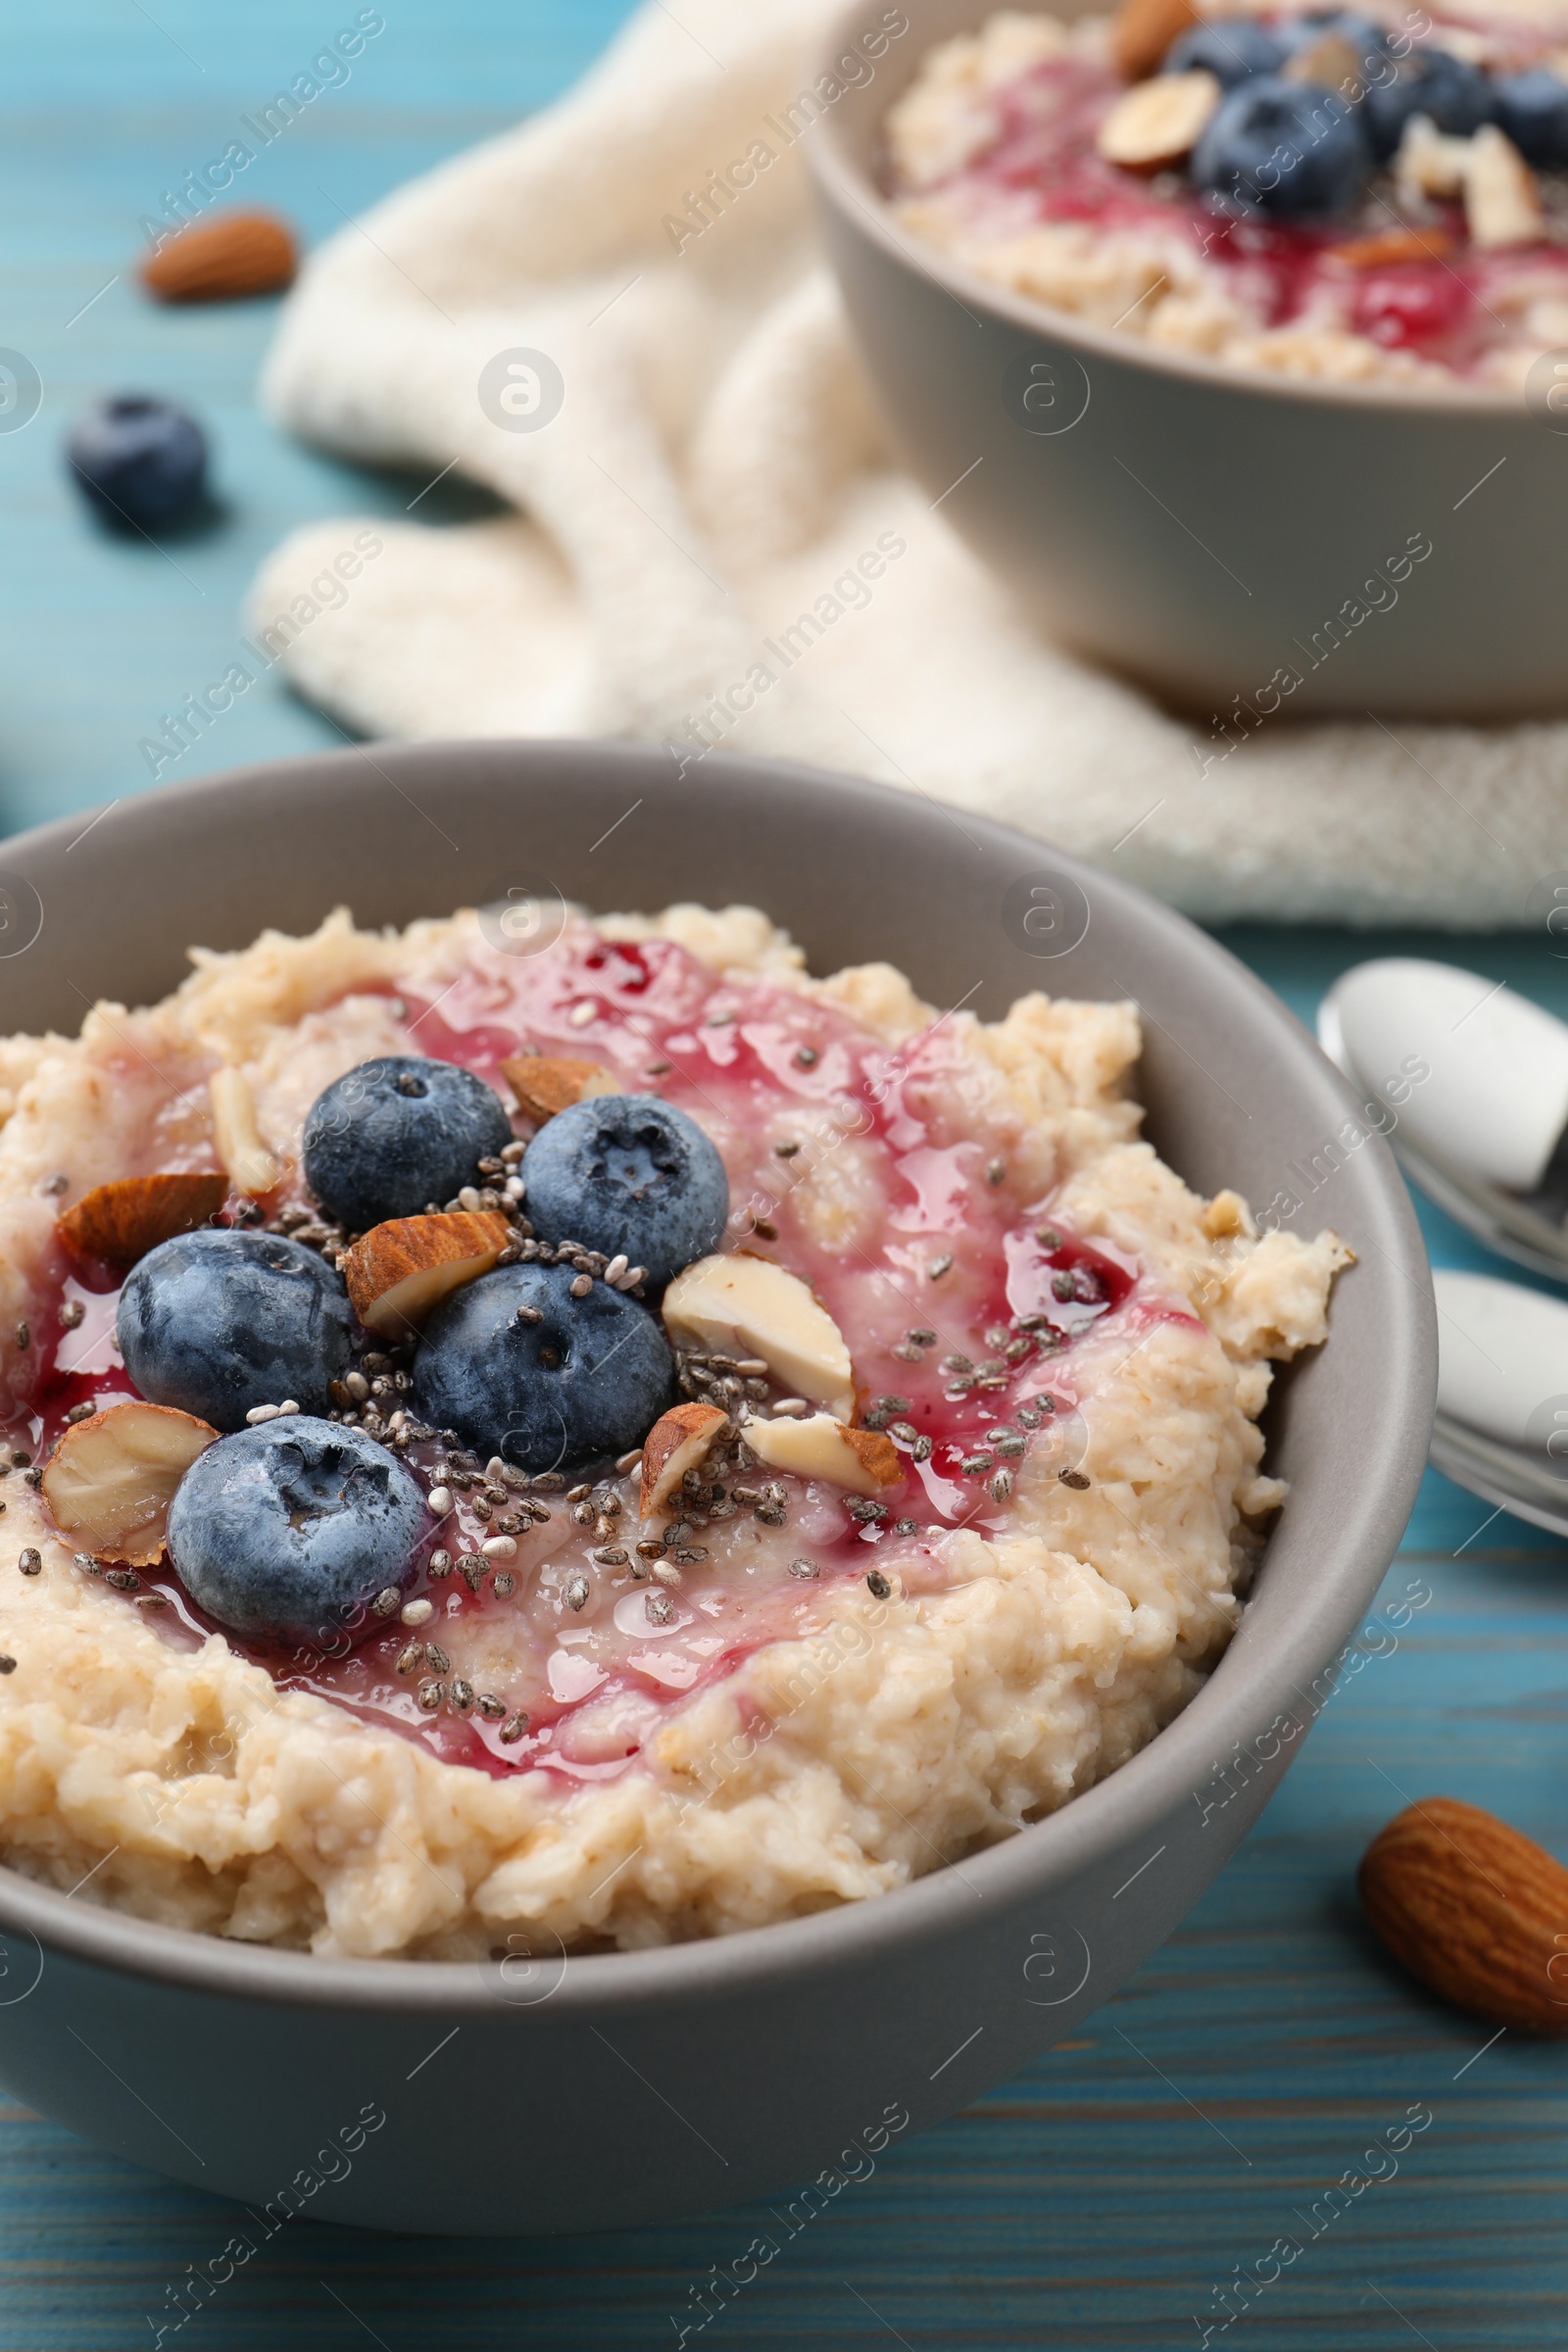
(1464, 125, 1543, 250)
(1281, 30, 1365, 96)
(1395, 114, 1473, 201)
(500, 1055, 618, 1124)
(41, 1400, 217, 1566)
(662, 1254, 854, 1420)
(209, 1065, 278, 1198)
(741, 1413, 900, 1495)
(345, 1210, 513, 1339)
(1096, 69, 1220, 172)
(56, 1171, 228, 1268)
(640, 1402, 729, 1516)
(1110, 0, 1198, 81)
(1325, 225, 1455, 268)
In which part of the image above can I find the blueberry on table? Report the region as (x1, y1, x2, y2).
(168, 1418, 425, 1646)
(520, 1096, 728, 1289)
(1494, 68, 1568, 169)
(302, 1055, 513, 1232)
(1191, 75, 1373, 219)
(117, 1229, 355, 1432)
(1362, 48, 1494, 158)
(67, 396, 207, 532)
(412, 1261, 675, 1473)
(1163, 20, 1288, 87)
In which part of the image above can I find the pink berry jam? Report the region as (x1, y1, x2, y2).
(11, 922, 1184, 1788)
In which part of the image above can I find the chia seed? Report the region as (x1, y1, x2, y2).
(894, 1517, 919, 1536)
(0, 1657, 15, 1674)
(646, 1591, 675, 1626)
(476, 1693, 507, 1720)
(865, 1569, 892, 1598)
(1059, 1468, 1091, 1490)
(416, 1678, 446, 1713)
(928, 1254, 953, 1281)
(911, 1435, 934, 1463)
(17, 1549, 41, 1577)
(59, 1300, 84, 1332)
(960, 1454, 994, 1475)
(450, 1678, 475, 1714)
(793, 1046, 818, 1067)
(941, 1353, 972, 1374)
(13, 1325, 27, 1352)
(499, 1712, 529, 1743)
(1037, 1225, 1062, 1249)
(907, 1328, 937, 1348)
(370, 1586, 402, 1618)
(564, 1573, 591, 1612)
(989, 1469, 1014, 1502)
(105, 1568, 139, 1592)
(492, 1570, 515, 1599)
(846, 1497, 887, 1523)
(428, 1548, 453, 1579)
(396, 1642, 424, 1676)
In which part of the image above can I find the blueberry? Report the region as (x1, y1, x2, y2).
(1494, 67, 1568, 168)
(1362, 47, 1494, 159)
(1163, 20, 1288, 87)
(118, 1229, 355, 1432)
(520, 1096, 728, 1288)
(302, 1056, 513, 1233)
(67, 395, 207, 533)
(1191, 74, 1373, 219)
(412, 1261, 674, 1473)
(168, 1418, 426, 1646)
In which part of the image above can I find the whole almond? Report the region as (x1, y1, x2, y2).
(140, 210, 297, 304)
(57, 1172, 228, 1268)
(1111, 0, 1199, 81)
(1359, 1796, 1568, 2035)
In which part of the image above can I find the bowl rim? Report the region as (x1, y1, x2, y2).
(810, 0, 1541, 418)
(0, 739, 1436, 2014)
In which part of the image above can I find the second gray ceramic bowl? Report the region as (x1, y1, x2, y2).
(0, 740, 1433, 2234)
(811, 0, 1568, 721)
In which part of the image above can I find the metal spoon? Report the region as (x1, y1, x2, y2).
(1319, 958, 1568, 1284)
(1430, 1267, 1568, 1538)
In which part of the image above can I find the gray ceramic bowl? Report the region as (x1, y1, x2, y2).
(0, 739, 1432, 2235)
(811, 0, 1568, 721)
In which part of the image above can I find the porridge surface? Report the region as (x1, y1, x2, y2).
(0, 905, 1346, 1957)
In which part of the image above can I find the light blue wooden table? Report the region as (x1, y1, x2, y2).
(1, 7, 1564, 2344)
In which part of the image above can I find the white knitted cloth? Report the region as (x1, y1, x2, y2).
(252, 0, 1566, 926)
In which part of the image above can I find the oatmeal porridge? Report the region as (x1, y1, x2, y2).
(0, 904, 1347, 1957)
(885, 2, 1568, 384)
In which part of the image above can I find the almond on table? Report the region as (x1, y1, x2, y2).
(140, 209, 297, 303)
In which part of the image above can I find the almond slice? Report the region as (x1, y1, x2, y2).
(57, 1172, 228, 1268)
(1110, 0, 1198, 80)
(41, 1401, 217, 1566)
(1325, 226, 1455, 268)
(210, 1066, 278, 1198)
(1097, 69, 1221, 172)
(740, 1412, 900, 1495)
(1281, 30, 1365, 96)
(1464, 124, 1543, 250)
(500, 1055, 619, 1124)
(662, 1255, 854, 1421)
(344, 1210, 513, 1339)
(640, 1402, 729, 1516)
(1395, 114, 1472, 201)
